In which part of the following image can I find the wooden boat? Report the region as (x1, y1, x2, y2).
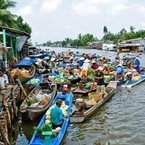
(19, 80, 57, 120)
(70, 81, 117, 123)
(121, 70, 145, 88)
(10, 65, 36, 83)
(72, 86, 97, 94)
(29, 93, 73, 145)
(48, 77, 71, 86)
(25, 74, 44, 87)
(72, 81, 97, 94)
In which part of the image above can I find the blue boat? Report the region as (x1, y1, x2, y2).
(121, 70, 145, 88)
(30, 52, 49, 58)
(29, 93, 73, 145)
(26, 74, 44, 86)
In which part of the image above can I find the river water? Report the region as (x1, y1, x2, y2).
(10, 47, 145, 145)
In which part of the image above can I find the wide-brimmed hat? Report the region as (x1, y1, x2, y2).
(98, 66, 103, 71)
(91, 60, 96, 63)
(79, 57, 84, 60)
(132, 69, 136, 72)
(84, 59, 90, 63)
(56, 99, 62, 105)
(50, 57, 55, 61)
(135, 57, 139, 60)
(37, 58, 42, 62)
(76, 98, 84, 103)
(117, 64, 122, 67)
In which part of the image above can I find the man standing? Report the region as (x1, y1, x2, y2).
(134, 57, 140, 73)
(95, 67, 105, 95)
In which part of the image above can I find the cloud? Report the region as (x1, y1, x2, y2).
(72, 1, 100, 16)
(141, 22, 145, 27)
(17, 5, 33, 16)
(41, 0, 62, 13)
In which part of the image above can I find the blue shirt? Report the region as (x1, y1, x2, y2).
(50, 106, 63, 125)
(77, 60, 84, 67)
(115, 66, 124, 74)
(134, 59, 140, 72)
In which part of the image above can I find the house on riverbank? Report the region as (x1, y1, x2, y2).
(0, 26, 30, 70)
(118, 38, 145, 52)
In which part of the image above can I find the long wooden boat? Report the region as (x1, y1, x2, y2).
(10, 65, 36, 83)
(70, 81, 117, 123)
(25, 74, 44, 87)
(19, 80, 57, 120)
(121, 70, 145, 88)
(72, 86, 97, 94)
(29, 93, 73, 145)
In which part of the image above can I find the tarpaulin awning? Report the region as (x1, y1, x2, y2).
(14, 57, 36, 67)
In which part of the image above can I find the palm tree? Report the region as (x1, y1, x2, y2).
(0, 0, 17, 28)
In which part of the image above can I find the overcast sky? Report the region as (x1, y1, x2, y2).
(11, 0, 145, 44)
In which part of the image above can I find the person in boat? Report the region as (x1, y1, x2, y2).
(134, 57, 140, 73)
(114, 64, 124, 81)
(0, 71, 6, 90)
(131, 69, 140, 82)
(94, 66, 105, 95)
(74, 98, 86, 112)
(125, 71, 132, 81)
(103, 64, 110, 74)
(50, 99, 67, 129)
(79, 59, 91, 79)
(65, 63, 71, 71)
(77, 57, 84, 67)
(91, 60, 98, 70)
(50, 57, 56, 70)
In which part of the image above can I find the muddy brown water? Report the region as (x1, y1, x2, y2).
(9, 48, 145, 145)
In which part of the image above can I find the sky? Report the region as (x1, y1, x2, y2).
(10, 0, 145, 44)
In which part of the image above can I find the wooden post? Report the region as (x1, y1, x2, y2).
(16, 79, 27, 98)
(1, 93, 11, 128)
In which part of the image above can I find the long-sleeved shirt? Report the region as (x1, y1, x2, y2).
(50, 106, 63, 125)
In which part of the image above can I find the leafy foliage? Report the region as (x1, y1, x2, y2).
(0, 0, 31, 34)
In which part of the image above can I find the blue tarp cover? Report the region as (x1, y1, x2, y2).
(14, 57, 36, 67)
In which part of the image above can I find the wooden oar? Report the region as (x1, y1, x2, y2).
(124, 80, 130, 88)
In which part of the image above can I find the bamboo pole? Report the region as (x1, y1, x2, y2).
(16, 79, 27, 98)
(0, 122, 10, 145)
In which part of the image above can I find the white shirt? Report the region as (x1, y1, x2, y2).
(3, 74, 9, 84)
(81, 62, 90, 71)
(0, 76, 5, 89)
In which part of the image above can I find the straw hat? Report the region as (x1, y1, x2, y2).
(79, 57, 84, 60)
(37, 58, 42, 62)
(135, 57, 139, 60)
(50, 57, 55, 61)
(84, 59, 90, 63)
(117, 64, 122, 67)
(76, 98, 84, 103)
(98, 66, 103, 71)
(126, 71, 132, 75)
(91, 60, 96, 63)
(132, 69, 136, 72)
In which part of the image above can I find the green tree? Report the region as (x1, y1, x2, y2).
(15, 16, 32, 34)
(0, 0, 17, 27)
(103, 26, 108, 35)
